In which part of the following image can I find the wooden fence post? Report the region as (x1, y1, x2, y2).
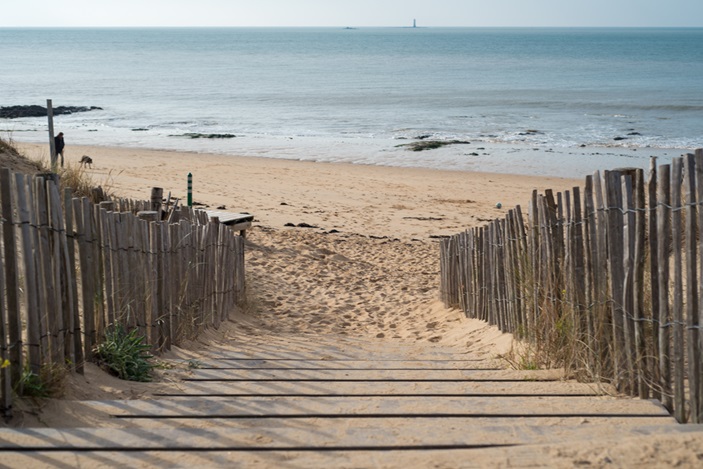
(73, 198, 95, 361)
(592, 171, 612, 379)
(604, 171, 628, 392)
(528, 191, 539, 343)
(98, 207, 116, 330)
(63, 189, 83, 373)
(0, 181, 10, 418)
(647, 158, 661, 400)
(92, 204, 105, 341)
(147, 222, 159, 348)
(621, 173, 636, 394)
(15, 174, 41, 374)
(1, 169, 22, 389)
(656, 164, 672, 411)
(688, 152, 703, 423)
(215, 224, 226, 326)
(160, 222, 172, 350)
(632, 169, 648, 399)
(571, 187, 586, 372)
(670, 158, 685, 421)
(583, 176, 596, 374)
(695, 148, 703, 423)
(150, 187, 163, 216)
(44, 176, 66, 367)
(30, 177, 50, 364)
(169, 223, 181, 342)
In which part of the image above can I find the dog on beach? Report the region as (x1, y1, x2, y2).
(79, 155, 93, 168)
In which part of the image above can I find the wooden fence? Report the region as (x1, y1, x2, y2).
(440, 149, 703, 424)
(0, 169, 246, 420)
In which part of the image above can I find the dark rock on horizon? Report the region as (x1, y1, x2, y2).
(0, 105, 103, 119)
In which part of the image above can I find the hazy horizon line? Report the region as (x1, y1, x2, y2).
(2, 25, 702, 29)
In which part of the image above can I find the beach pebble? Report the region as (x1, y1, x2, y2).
(495, 202, 502, 209)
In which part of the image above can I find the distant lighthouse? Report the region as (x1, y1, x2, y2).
(413, 19, 417, 28)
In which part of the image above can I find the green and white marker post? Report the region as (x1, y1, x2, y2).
(187, 172, 193, 207)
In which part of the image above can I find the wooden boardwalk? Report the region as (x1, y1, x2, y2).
(0, 333, 701, 468)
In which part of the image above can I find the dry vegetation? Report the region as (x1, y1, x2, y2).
(0, 135, 42, 174)
(0, 135, 114, 201)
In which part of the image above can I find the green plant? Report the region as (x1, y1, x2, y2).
(16, 363, 67, 398)
(94, 325, 155, 382)
(18, 369, 49, 398)
(187, 359, 202, 369)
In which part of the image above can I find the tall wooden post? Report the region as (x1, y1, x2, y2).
(187, 173, 193, 207)
(150, 187, 163, 220)
(47, 99, 57, 170)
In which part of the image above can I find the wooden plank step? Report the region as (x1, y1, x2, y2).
(184, 368, 565, 381)
(184, 359, 502, 370)
(195, 339, 489, 361)
(82, 415, 677, 430)
(155, 380, 607, 396)
(196, 350, 490, 361)
(0, 423, 694, 450)
(81, 396, 670, 418)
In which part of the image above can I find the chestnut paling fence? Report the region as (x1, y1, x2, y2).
(0, 168, 245, 419)
(440, 149, 703, 424)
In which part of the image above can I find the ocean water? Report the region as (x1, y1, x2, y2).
(1, 27, 702, 176)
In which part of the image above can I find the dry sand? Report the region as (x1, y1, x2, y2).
(7, 143, 703, 467)
(19, 143, 582, 239)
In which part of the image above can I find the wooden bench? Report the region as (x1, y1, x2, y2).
(205, 210, 254, 237)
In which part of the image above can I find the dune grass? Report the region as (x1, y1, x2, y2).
(0, 134, 116, 201)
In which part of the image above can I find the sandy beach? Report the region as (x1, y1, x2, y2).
(15, 141, 587, 350)
(20, 142, 584, 239)
(7, 142, 703, 467)
(17, 142, 583, 346)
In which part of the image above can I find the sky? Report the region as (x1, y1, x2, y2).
(1, 0, 702, 28)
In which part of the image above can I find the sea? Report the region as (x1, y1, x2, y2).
(1, 27, 702, 177)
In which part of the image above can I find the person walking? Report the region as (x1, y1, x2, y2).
(54, 132, 65, 167)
